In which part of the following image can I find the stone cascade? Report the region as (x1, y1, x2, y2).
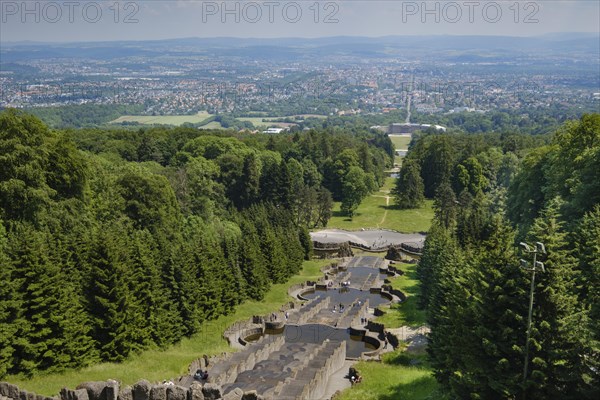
(359, 273, 377, 291)
(269, 340, 346, 400)
(207, 335, 285, 387)
(219, 339, 345, 400)
(287, 297, 330, 325)
(334, 271, 352, 286)
(221, 341, 323, 397)
(337, 299, 369, 328)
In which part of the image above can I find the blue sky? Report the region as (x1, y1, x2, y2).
(1, 0, 599, 42)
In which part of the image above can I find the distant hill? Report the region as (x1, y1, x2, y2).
(2, 34, 598, 63)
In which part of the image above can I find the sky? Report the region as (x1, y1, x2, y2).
(1, 0, 599, 43)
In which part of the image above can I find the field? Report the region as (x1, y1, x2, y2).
(326, 177, 433, 233)
(6, 259, 331, 396)
(109, 113, 326, 128)
(237, 114, 326, 127)
(389, 134, 412, 150)
(198, 121, 223, 129)
(110, 111, 213, 126)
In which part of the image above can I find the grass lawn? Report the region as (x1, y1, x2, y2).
(327, 197, 433, 233)
(336, 352, 442, 400)
(326, 177, 433, 233)
(389, 135, 412, 150)
(376, 263, 427, 328)
(110, 111, 213, 126)
(6, 259, 331, 396)
(198, 121, 223, 129)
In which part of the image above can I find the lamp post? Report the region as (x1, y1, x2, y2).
(519, 241, 546, 386)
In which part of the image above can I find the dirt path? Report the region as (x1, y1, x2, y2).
(378, 196, 390, 227)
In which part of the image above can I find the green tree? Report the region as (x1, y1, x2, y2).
(433, 180, 457, 230)
(0, 222, 20, 377)
(0, 109, 53, 221)
(524, 199, 591, 398)
(340, 166, 371, 218)
(85, 226, 138, 361)
(393, 158, 425, 209)
(573, 206, 600, 397)
(449, 219, 526, 398)
(422, 135, 454, 198)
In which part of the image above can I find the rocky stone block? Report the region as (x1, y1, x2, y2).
(132, 381, 152, 400)
(241, 391, 259, 400)
(200, 384, 221, 400)
(166, 386, 186, 400)
(149, 386, 167, 400)
(75, 382, 118, 400)
(222, 388, 243, 400)
(117, 387, 132, 400)
(187, 383, 204, 400)
(104, 381, 118, 400)
(0, 383, 19, 400)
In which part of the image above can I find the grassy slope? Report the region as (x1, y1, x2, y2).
(375, 263, 427, 329)
(6, 259, 331, 396)
(327, 177, 433, 233)
(335, 353, 440, 400)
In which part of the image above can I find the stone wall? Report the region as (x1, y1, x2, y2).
(300, 341, 346, 400)
(0, 382, 57, 400)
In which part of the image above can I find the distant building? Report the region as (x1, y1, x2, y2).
(388, 123, 446, 134)
(263, 127, 288, 134)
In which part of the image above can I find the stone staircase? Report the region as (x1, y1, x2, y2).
(338, 299, 369, 328)
(207, 335, 286, 387)
(288, 297, 330, 325)
(217, 338, 346, 400)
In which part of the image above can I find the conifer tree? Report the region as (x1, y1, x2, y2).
(238, 218, 270, 300)
(574, 206, 600, 398)
(423, 225, 467, 389)
(524, 199, 590, 398)
(0, 222, 19, 377)
(85, 226, 138, 361)
(393, 158, 425, 209)
(450, 219, 526, 398)
(433, 180, 457, 230)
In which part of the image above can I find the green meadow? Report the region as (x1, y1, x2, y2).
(110, 111, 213, 126)
(326, 177, 434, 233)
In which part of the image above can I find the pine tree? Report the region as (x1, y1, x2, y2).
(423, 225, 467, 389)
(0, 221, 20, 378)
(238, 218, 270, 300)
(85, 227, 138, 361)
(393, 158, 425, 209)
(524, 199, 591, 398)
(433, 180, 457, 230)
(450, 219, 526, 398)
(574, 205, 600, 398)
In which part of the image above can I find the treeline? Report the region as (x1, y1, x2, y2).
(410, 106, 595, 135)
(393, 129, 549, 209)
(0, 109, 392, 378)
(410, 114, 599, 398)
(27, 104, 145, 128)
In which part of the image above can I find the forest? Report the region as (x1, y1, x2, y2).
(0, 109, 393, 378)
(394, 114, 600, 398)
